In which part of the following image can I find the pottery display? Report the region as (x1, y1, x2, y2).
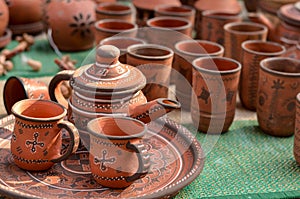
(256, 57, 300, 137)
(191, 57, 241, 134)
(44, 0, 96, 51)
(294, 93, 300, 165)
(88, 116, 150, 188)
(6, 0, 44, 35)
(94, 19, 138, 44)
(10, 99, 80, 171)
(239, 40, 286, 111)
(96, 2, 135, 23)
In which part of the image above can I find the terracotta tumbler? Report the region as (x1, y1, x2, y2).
(95, 2, 135, 23)
(174, 39, 224, 110)
(294, 93, 300, 165)
(3, 76, 50, 115)
(94, 19, 138, 44)
(257, 57, 300, 137)
(239, 40, 286, 111)
(191, 57, 241, 134)
(201, 10, 242, 45)
(127, 44, 174, 101)
(224, 22, 268, 62)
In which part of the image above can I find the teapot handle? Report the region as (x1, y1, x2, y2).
(49, 70, 74, 108)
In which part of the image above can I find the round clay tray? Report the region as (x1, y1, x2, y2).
(0, 116, 204, 199)
(0, 29, 12, 49)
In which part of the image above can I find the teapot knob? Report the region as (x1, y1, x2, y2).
(96, 45, 120, 65)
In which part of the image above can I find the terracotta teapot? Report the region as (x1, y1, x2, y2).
(49, 45, 181, 131)
(248, 2, 300, 43)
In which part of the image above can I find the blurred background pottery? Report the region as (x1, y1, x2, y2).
(0, 0, 11, 49)
(44, 0, 96, 52)
(6, 0, 44, 35)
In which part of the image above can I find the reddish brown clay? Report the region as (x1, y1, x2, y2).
(45, 0, 96, 51)
(294, 93, 300, 164)
(94, 19, 138, 44)
(10, 99, 80, 171)
(224, 22, 268, 62)
(3, 76, 50, 115)
(96, 2, 134, 23)
(191, 57, 241, 134)
(239, 40, 286, 111)
(174, 39, 224, 110)
(88, 116, 150, 188)
(257, 57, 300, 137)
(0, 0, 9, 37)
(0, 29, 12, 49)
(201, 10, 242, 45)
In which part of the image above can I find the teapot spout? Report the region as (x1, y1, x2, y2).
(128, 98, 181, 123)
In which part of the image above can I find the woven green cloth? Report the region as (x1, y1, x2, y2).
(175, 120, 300, 199)
(0, 38, 92, 80)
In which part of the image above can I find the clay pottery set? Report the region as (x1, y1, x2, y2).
(88, 116, 150, 188)
(95, 2, 135, 23)
(239, 40, 286, 111)
(94, 19, 138, 44)
(0, 0, 11, 49)
(7, 0, 44, 35)
(49, 45, 180, 147)
(3, 76, 50, 115)
(256, 57, 300, 137)
(191, 57, 241, 134)
(174, 39, 224, 110)
(294, 93, 300, 165)
(44, 0, 96, 51)
(201, 10, 242, 46)
(223, 21, 268, 62)
(10, 99, 79, 171)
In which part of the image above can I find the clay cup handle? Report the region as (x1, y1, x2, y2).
(125, 141, 150, 182)
(48, 70, 74, 108)
(51, 120, 80, 163)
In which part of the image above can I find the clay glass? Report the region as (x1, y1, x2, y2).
(11, 99, 80, 171)
(192, 57, 241, 134)
(240, 40, 286, 110)
(87, 116, 150, 188)
(257, 57, 300, 137)
(96, 2, 134, 23)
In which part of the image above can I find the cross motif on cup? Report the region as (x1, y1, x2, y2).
(94, 150, 116, 172)
(198, 87, 210, 104)
(26, 132, 45, 153)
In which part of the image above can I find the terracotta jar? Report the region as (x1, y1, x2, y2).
(6, 0, 44, 35)
(44, 0, 96, 51)
(48, 45, 181, 147)
(0, 0, 11, 48)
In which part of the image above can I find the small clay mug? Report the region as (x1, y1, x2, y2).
(224, 22, 268, 62)
(294, 93, 300, 164)
(87, 116, 150, 188)
(95, 2, 135, 23)
(11, 99, 80, 171)
(126, 43, 174, 101)
(191, 57, 241, 134)
(239, 40, 286, 111)
(201, 10, 242, 45)
(94, 19, 138, 44)
(99, 36, 146, 63)
(256, 57, 300, 137)
(3, 76, 50, 115)
(174, 39, 224, 110)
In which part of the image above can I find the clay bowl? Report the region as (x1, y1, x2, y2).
(94, 19, 138, 44)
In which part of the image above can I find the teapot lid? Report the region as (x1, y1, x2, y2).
(70, 45, 146, 97)
(278, 2, 300, 27)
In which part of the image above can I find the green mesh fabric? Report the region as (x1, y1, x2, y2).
(175, 120, 300, 199)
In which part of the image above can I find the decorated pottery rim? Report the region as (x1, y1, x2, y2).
(11, 99, 67, 122)
(99, 36, 146, 52)
(127, 43, 174, 60)
(192, 57, 242, 75)
(146, 16, 192, 31)
(87, 116, 147, 139)
(241, 40, 286, 56)
(0, 29, 12, 48)
(94, 19, 138, 33)
(154, 5, 195, 17)
(96, 2, 132, 16)
(175, 39, 224, 57)
(202, 9, 242, 19)
(224, 21, 268, 35)
(260, 57, 300, 77)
